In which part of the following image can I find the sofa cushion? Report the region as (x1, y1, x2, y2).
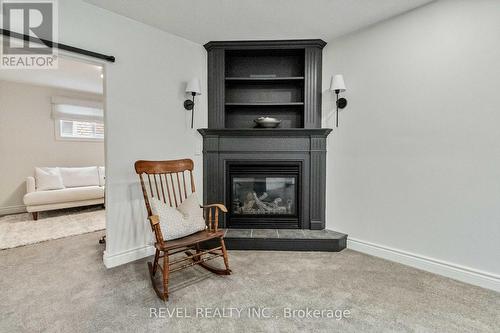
(35, 167, 65, 191)
(98, 166, 105, 186)
(60, 167, 99, 188)
(150, 193, 206, 241)
(24, 186, 104, 206)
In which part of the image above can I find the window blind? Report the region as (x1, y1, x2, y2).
(52, 96, 104, 141)
(51, 96, 104, 122)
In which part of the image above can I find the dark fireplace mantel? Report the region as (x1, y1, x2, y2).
(198, 128, 332, 137)
(198, 128, 331, 230)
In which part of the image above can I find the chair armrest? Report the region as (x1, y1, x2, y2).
(148, 215, 160, 226)
(148, 215, 166, 248)
(26, 177, 36, 193)
(201, 203, 228, 213)
(201, 203, 227, 232)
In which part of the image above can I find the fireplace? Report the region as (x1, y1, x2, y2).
(227, 162, 301, 229)
(200, 39, 330, 231)
(199, 128, 331, 230)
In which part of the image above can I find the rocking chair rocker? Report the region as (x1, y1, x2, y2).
(135, 159, 231, 301)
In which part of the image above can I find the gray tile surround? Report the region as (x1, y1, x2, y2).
(224, 228, 345, 240)
(224, 229, 252, 238)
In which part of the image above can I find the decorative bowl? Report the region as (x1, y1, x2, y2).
(254, 117, 281, 128)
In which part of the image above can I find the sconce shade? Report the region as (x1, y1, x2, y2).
(186, 78, 202, 95)
(330, 74, 346, 92)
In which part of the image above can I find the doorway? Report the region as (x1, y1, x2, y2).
(0, 53, 107, 249)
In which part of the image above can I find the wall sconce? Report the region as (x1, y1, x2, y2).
(184, 78, 201, 128)
(330, 74, 347, 127)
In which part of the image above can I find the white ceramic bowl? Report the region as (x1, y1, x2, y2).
(254, 117, 281, 128)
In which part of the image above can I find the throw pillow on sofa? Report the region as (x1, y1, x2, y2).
(35, 167, 65, 191)
(149, 193, 206, 241)
(59, 167, 100, 188)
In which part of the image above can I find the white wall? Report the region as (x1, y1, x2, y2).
(0, 80, 104, 214)
(56, 0, 207, 266)
(323, 0, 500, 290)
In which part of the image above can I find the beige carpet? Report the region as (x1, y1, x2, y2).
(0, 206, 105, 250)
(1, 231, 499, 332)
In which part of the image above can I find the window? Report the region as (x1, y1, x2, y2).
(58, 119, 104, 140)
(52, 97, 104, 142)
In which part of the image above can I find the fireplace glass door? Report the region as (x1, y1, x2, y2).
(232, 176, 296, 216)
(227, 163, 300, 228)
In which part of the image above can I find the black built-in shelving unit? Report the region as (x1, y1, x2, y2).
(204, 39, 326, 129)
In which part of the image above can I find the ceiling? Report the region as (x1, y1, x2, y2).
(0, 56, 103, 94)
(84, 0, 433, 44)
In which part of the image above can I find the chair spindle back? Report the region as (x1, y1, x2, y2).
(135, 158, 196, 222)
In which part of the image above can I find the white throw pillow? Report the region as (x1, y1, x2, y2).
(35, 167, 65, 191)
(177, 193, 205, 223)
(150, 193, 206, 241)
(60, 167, 100, 188)
(98, 166, 105, 186)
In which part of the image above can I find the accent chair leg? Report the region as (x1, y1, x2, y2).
(152, 249, 160, 275)
(162, 251, 169, 301)
(220, 238, 231, 272)
(194, 243, 201, 262)
(32, 212, 38, 220)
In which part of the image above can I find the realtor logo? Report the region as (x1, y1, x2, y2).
(1, 0, 58, 69)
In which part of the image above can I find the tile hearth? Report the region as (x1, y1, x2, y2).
(207, 229, 347, 252)
(225, 228, 345, 239)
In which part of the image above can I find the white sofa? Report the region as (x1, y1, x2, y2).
(23, 166, 105, 220)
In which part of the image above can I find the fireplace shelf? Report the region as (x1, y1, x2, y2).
(225, 102, 304, 106)
(225, 76, 304, 81)
(198, 128, 331, 136)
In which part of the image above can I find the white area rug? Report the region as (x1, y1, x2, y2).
(0, 206, 105, 250)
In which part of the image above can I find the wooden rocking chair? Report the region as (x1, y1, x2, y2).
(134, 159, 231, 301)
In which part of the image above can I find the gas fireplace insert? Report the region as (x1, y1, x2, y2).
(226, 162, 301, 228)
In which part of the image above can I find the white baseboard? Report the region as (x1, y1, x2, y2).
(348, 238, 500, 292)
(0, 204, 26, 216)
(103, 244, 155, 268)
